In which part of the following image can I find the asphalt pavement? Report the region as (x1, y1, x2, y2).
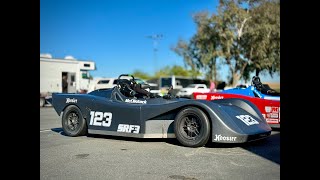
(40, 107, 280, 180)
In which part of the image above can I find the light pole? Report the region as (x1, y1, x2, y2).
(146, 34, 163, 74)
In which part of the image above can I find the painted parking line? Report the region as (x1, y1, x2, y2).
(40, 129, 52, 133)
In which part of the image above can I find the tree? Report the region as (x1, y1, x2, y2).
(131, 65, 198, 80)
(154, 66, 171, 78)
(170, 65, 191, 76)
(172, 12, 221, 84)
(172, 0, 280, 86)
(242, 0, 280, 77)
(131, 70, 151, 80)
(153, 65, 201, 78)
(171, 38, 202, 79)
(213, 0, 259, 86)
(193, 12, 222, 84)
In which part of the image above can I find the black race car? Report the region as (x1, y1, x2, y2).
(52, 74, 272, 147)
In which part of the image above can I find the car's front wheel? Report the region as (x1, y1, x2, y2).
(40, 97, 45, 107)
(62, 105, 87, 136)
(174, 107, 210, 147)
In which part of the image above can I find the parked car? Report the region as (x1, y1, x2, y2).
(52, 74, 271, 148)
(89, 77, 160, 96)
(176, 84, 210, 98)
(88, 78, 118, 92)
(193, 76, 280, 128)
(40, 93, 52, 107)
(133, 78, 160, 96)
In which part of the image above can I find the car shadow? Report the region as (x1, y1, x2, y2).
(50, 127, 279, 165)
(86, 133, 171, 143)
(50, 127, 170, 142)
(243, 132, 280, 164)
(205, 131, 280, 165)
(51, 127, 66, 136)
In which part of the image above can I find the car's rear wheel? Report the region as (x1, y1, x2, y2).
(62, 105, 87, 136)
(174, 107, 210, 147)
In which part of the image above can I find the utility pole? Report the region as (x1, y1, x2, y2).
(146, 34, 163, 74)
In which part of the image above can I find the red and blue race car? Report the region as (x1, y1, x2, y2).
(193, 76, 280, 128)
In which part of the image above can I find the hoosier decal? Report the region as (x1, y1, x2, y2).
(66, 98, 77, 103)
(213, 134, 237, 141)
(210, 95, 224, 100)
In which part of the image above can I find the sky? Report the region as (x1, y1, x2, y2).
(40, 0, 280, 83)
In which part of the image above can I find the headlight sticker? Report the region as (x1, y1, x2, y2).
(235, 115, 259, 126)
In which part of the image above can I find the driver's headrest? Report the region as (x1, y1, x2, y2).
(118, 79, 136, 97)
(252, 76, 263, 89)
(252, 76, 261, 82)
(118, 79, 133, 86)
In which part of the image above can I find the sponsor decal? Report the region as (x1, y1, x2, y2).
(267, 113, 278, 118)
(266, 118, 279, 123)
(210, 95, 224, 100)
(66, 98, 77, 103)
(265, 106, 279, 113)
(271, 107, 279, 113)
(265, 106, 272, 113)
(89, 111, 112, 127)
(196, 95, 207, 99)
(235, 115, 259, 126)
(125, 99, 147, 104)
(213, 134, 237, 141)
(117, 124, 140, 134)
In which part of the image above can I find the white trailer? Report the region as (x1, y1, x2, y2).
(40, 54, 95, 106)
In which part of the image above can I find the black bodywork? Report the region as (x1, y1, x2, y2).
(53, 88, 271, 144)
(52, 74, 271, 147)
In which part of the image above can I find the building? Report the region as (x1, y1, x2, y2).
(40, 53, 96, 106)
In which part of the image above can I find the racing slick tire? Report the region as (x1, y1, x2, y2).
(40, 97, 45, 107)
(62, 105, 87, 136)
(174, 107, 210, 147)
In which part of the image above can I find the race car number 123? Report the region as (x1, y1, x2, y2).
(89, 111, 112, 127)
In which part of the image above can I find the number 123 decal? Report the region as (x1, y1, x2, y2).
(89, 111, 112, 127)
